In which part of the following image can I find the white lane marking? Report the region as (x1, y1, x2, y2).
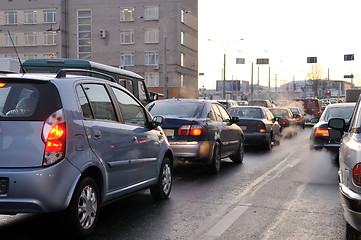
(204, 205, 249, 237)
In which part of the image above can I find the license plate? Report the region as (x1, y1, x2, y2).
(164, 129, 174, 138)
(0, 178, 9, 194)
(240, 126, 247, 131)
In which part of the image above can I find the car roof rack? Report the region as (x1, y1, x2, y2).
(55, 69, 116, 82)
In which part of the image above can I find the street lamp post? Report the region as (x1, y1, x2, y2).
(208, 38, 244, 99)
(161, 10, 191, 99)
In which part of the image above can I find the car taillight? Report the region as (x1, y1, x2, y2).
(0, 83, 5, 88)
(257, 124, 266, 133)
(42, 109, 66, 166)
(296, 117, 301, 121)
(353, 164, 361, 186)
(178, 124, 206, 136)
(314, 127, 329, 137)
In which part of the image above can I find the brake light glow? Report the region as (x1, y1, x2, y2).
(0, 83, 5, 88)
(314, 127, 329, 137)
(353, 164, 361, 186)
(178, 124, 206, 136)
(260, 129, 266, 133)
(42, 109, 66, 166)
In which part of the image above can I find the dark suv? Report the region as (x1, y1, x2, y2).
(0, 71, 173, 237)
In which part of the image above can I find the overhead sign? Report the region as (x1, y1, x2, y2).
(344, 74, 354, 78)
(236, 58, 245, 64)
(307, 57, 317, 63)
(256, 58, 269, 64)
(344, 54, 354, 61)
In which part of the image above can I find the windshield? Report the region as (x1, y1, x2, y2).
(269, 109, 289, 118)
(320, 105, 355, 122)
(147, 101, 203, 118)
(229, 107, 263, 119)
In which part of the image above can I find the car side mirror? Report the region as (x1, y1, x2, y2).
(273, 117, 280, 122)
(152, 116, 164, 128)
(230, 116, 239, 123)
(328, 118, 346, 131)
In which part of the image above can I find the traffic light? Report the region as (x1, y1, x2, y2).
(326, 90, 331, 96)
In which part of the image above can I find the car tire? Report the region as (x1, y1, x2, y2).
(67, 177, 99, 238)
(210, 142, 221, 174)
(150, 156, 172, 201)
(346, 222, 361, 239)
(264, 135, 272, 151)
(230, 137, 244, 164)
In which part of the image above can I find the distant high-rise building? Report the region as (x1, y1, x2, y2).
(0, 0, 198, 98)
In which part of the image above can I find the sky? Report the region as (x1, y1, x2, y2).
(198, 0, 361, 89)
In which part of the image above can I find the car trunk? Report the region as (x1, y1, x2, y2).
(0, 121, 45, 167)
(236, 118, 264, 132)
(161, 117, 207, 142)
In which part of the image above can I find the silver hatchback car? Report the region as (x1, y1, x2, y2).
(0, 71, 173, 237)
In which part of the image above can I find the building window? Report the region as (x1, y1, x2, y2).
(5, 11, 17, 25)
(145, 28, 159, 43)
(24, 10, 37, 24)
(120, 52, 134, 66)
(145, 52, 159, 66)
(24, 54, 38, 60)
(181, 9, 186, 23)
(144, 6, 159, 20)
(181, 53, 185, 67)
(5, 55, 17, 59)
(145, 72, 159, 87)
(24, 32, 37, 46)
(43, 10, 56, 23)
(78, 10, 92, 60)
(181, 31, 185, 45)
(120, 7, 134, 21)
(5, 33, 17, 46)
(120, 29, 134, 44)
(43, 32, 56, 45)
(181, 74, 185, 87)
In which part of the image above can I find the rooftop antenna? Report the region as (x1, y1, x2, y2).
(7, 31, 26, 73)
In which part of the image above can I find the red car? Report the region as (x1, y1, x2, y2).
(294, 99, 322, 123)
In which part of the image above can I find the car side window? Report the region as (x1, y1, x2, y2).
(76, 85, 93, 119)
(211, 104, 223, 122)
(207, 107, 216, 120)
(111, 86, 146, 126)
(119, 79, 134, 94)
(81, 84, 118, 121)
(216, 105, 231, 122)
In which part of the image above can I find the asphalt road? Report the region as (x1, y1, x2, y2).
(0, 127, 346, 239)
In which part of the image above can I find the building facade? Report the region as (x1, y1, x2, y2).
(0, 0, 198, 99)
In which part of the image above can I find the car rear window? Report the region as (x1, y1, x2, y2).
(147, 101, 203, 118)
(229, 107, 263, 119)
(0, 79, 62, 121)
(270, 109, 288, 118)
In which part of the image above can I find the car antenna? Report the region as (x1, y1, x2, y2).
(7, 31, 26, 73)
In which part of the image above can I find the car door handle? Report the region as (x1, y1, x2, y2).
(93, 130, 102, 140)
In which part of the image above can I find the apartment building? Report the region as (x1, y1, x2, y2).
(0, 0, 198, 99)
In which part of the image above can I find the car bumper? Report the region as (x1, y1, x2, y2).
(0, 159, 81, 214)
(170, 141, 211, 160)
(311, 143, 340, 153)
(340, 183, 361, 232)
(244, 132, 269, 145)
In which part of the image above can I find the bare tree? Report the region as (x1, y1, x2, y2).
(306, 63, 324, 97)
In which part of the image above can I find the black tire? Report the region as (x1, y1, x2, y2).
(210, 142, 221, 174)
(346, 222, 361, 239)
(66, 177, 100, 238)
(264, 136, 272, 151)
(230, 137, 244, 164)
(150, 156, 172, 200)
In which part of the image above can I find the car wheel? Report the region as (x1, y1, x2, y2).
(210, 142, 221, 174)
(346, 222, 361, 239)
(150, 156, 172, 200)
(230, 137, 244, 164)
(264, 137, 272, 151)
(67, 177, 99, 238)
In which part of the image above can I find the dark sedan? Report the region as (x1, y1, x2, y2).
(309, 102, 355, 155)
(146, 99, 244, 173)
(289, 107, 305, 129)
(228, 106, 281, 150)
